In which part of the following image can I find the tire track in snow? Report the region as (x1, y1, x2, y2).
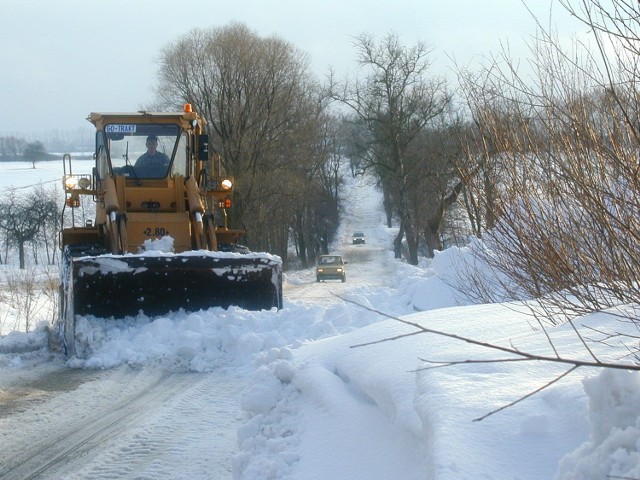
(0, 370, 196, 480)
(57, 371, 245, 479)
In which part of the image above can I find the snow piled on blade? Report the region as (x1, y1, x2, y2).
(81, 249, 282, 263)
(78, 257, 146, 275)
(141, 235, 175, 253)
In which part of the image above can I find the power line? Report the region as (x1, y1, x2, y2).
(1, 178, 59, 193)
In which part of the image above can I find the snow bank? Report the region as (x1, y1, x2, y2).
(556, 369, 640, 480)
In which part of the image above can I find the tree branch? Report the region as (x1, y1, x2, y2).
(473, 365, 579, 422)
(337, 294, 638, 371)
(335, 294, 640, 421)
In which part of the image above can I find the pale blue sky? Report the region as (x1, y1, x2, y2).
(0, 0, 584, 134)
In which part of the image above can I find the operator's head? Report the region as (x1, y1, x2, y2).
(146, 135, 158, 144)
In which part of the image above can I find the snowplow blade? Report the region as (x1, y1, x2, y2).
(67, 252, 283, 319)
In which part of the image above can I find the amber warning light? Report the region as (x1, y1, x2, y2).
(66, 197, 80, 208)
(218, 198, 232, 209)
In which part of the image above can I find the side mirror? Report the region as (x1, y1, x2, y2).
(198, 134, 209, 161)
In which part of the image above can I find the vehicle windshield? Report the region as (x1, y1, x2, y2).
(105, 123, 187, 179)
(319, 256, 342, 264)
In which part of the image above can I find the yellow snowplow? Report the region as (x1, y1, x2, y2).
(57, 105, 282, 356)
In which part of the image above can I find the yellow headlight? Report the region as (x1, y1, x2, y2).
(64, 176, 78, 189)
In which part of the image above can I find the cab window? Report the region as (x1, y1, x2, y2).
(105, 123, 179, 179)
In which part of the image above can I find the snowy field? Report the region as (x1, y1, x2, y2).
(0, 159, 71, 191)
(0, 158, 638, 479)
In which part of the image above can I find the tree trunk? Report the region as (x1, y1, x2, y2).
(398, 182, 419, 265)
(18, 241, 26, 269)
(32, 243, 39, 265)
(298, 234, 308, 267)
(424, 220, 442, 258)
(320, 234, 329, 255)
(295, 216, 308, 268)
(404, 222, 419, 265)
(383, 189, 393, 228)
(393, 221, 404, 259)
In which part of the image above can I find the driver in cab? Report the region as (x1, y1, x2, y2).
(135, 135, 170, 175)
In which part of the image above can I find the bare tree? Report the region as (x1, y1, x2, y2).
(455, 71, 533, 236)
(404, 118, 467, 255)
(329, 32, 452, 263)
(154, 23, 330, 261)
(31, 185, 62, 266)
(0, 188, 58, 269)
(0, 136, 27, 160)
(22, 141, 49, 168)
(456, 0, 640, 330)
(290, 113, 346, 266)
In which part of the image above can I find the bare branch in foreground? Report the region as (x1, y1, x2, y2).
(415, 357, 531, 370)
(472, 366, 578, 422)
(337, 294, 639, 372)
(334, 294, 640, 421)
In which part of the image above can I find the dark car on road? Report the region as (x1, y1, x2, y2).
(316, 255, 347, 282)
(352, 232, 366, 245)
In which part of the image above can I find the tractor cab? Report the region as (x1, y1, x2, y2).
(99, 121, 187, 180)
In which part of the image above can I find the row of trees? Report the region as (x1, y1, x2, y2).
(0, 136, 56, 165)
(1, 128, 93, 160)
(0, 186, 60, 269)
(0, 20, 474, 272)
(154, 24, 339, 267)
(152, 23, 472, 268)
(328, 33, 461, 264)
(1, 18, 465, 272)
(147, 2, 640, 323)
(452, 0, 640, 328)
(392, 0, 640, 410)
(318, 0, 640, 412)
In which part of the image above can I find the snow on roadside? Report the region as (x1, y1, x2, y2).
(234, 242, 640, 479)
(66, 295, 401, 372)
(556, 368, 640, 479)
(1, 166, 640, 478)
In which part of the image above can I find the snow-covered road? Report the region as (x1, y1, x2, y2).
(0, 363, 246, 479)
(0, 170, 406, 479)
